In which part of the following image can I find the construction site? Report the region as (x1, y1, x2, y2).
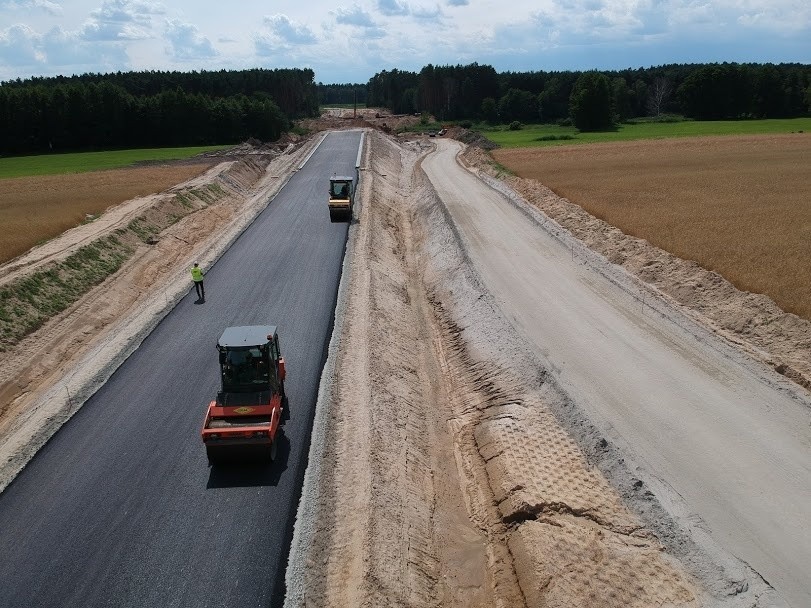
(0, 116, 809, 607)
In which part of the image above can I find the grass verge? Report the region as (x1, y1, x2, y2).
(0, 182, 226, 350)
(481, 117, 811, 148)
(0, 236, 133, 349)
(0, 145, 229, 179)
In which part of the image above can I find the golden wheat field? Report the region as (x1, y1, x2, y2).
(492, 134, 811, 319)
(0, 164, 214, 264)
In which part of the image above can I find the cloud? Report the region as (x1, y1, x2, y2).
(727, 0, 811, 33)
(334, 4, 387, 38)
(447, 0, 468, 5)
(378, 0, 409, 16)
(263, 15, 317, 44)
(254, 14, 318, 57)
(0, 23, 43, 67)
(164, 19, 216, 60)
(0, 23, 129, 77)
(411, 5, 442, 19)
(45, 25, 128, 67)
(2, 0, 62, 15)
(335, 4, 375, 27)
(376, 0, 442, 20)
(80, 0, 165, 41)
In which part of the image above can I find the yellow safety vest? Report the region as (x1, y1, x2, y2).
(191, 267, 204, 282)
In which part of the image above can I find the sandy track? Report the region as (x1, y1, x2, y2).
(422, 138, 808, 606)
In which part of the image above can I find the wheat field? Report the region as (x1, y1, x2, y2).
(0, 165, 213, 264)
(492, 134, 811, 319)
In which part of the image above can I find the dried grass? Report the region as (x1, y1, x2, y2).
(492, 134, 811, 319)
(0, 165, 213, 264)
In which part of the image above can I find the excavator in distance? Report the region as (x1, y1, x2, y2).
(201, 326, 286, 466)
(328, 175, 354, 222)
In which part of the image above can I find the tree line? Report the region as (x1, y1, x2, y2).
(2, 61, 808, 155)
(367, 62, 811, 130)
(0, 68, 319, 154)
(316, 83, 368, 106)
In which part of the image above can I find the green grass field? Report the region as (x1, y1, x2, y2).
(0, 145, 229, 179)
(481, 117, 811, 148)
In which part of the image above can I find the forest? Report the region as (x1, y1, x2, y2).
(0, 68, 319, 155)
(1, 62, 809, 155)
(366, 62, 811, 128)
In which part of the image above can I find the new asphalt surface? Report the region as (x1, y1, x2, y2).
(0, 130, 362, 608)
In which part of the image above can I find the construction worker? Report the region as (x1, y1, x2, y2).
(191, 262, 205, 301)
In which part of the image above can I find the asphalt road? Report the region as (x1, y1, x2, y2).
(423, 139, 811, 607)
(0, 130, 362, 608)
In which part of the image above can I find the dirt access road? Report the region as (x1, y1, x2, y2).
(422, 139, 810, 605)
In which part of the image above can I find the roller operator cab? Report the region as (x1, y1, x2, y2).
(201, 325, 286, 466)
(328, 176, 354, 222)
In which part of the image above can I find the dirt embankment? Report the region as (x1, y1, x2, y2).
(285, 130, 755, 607)
(300, 107, 422, 135)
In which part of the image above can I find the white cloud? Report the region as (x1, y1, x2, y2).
(650, 0, 810, 33)
(44, 25, 128, 67)
(0, 22, 130, 77)
(411, 5, 442, 20)
(164, 19, 216, 60)
(263, 15, 317, 44)
(0, 24, 43, 67)
(378, 0, 409, 16)
(255, 15, 318, 57)
(2, 0, 62, 15)
(1, 0, 809, 84)
(80, 0, 165, 41)
(335, 4, 375, 27)
(334, 4, 387, 38)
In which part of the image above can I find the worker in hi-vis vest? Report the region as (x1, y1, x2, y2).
(191, 262, 205, 301)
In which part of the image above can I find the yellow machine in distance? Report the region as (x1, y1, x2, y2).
(328, 175, 354, 222)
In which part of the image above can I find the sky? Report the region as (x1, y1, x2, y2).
(0, 0, 809, 84)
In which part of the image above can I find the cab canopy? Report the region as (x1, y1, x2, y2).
(218, 325, 276, 348)
(329, 177, 353, 199)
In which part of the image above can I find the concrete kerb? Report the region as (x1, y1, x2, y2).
(0, 136, 323, 494)
(283, 129, 368, 608)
